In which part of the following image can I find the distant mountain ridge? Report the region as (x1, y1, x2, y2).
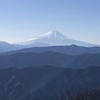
(0, 41, 24, 53)
(0, 30, 99, 53)
(3, 45, 100, 55)
(0, 51, 100, 69)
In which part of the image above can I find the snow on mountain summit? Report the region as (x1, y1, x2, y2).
(37, 30, 67, 41)
(0, 30, 97, 52)
(18, 30, 94, 47)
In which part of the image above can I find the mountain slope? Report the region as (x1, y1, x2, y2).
(20, 31, 95, 47)
(0, 66, 61, 100)
(0, 52, 100, 69)
(4, 45, 100, 55)
(0, 41, 25, 52)
(34, 66, 100, 100)
(0, 52, 75, 68)
(0, 66, 99, 100)
(72, 89, 100, 100)
(0, 31, 98, 52)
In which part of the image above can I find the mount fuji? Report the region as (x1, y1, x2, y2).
(20, 30, 95, 47)
(0, 31, 97, 53)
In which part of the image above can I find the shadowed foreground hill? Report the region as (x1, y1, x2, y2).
(0, 66, 99, 100)
(70, 89, 100, 100)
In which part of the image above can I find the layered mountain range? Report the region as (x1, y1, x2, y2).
(0, 30, 98, 52)
(0, 31, 100, 100)
(0, 51, 100, 69)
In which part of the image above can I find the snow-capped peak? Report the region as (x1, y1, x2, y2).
(38, 30, 67, 40)
(17, 30, 95, 47)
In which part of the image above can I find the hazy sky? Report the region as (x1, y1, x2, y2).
(0, 0, 100, 44)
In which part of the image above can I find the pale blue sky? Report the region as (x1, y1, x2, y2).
(0, 0, 100, 44)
